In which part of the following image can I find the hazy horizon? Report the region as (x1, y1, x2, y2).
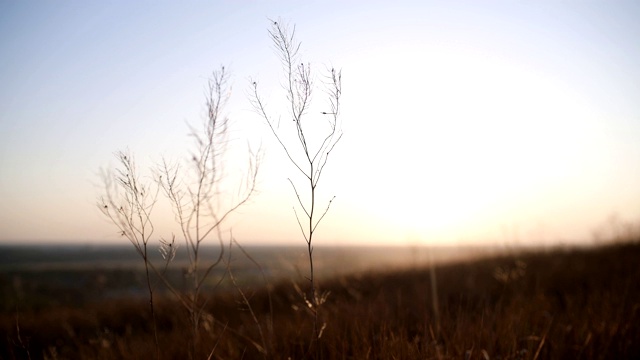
(1, 1, 639, 247)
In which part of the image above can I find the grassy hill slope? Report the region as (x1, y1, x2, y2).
(2, 241, 639, 359)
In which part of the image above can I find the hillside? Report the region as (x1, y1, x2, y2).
(2, 241, 639, 359)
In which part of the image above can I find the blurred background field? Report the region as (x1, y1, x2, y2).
(2, 239, 639, 359)
(0, 243, 509, 311)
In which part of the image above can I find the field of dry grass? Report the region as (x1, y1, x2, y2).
(2, 240, 639, 359)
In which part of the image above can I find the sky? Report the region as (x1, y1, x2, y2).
(1, 1, 639, 247)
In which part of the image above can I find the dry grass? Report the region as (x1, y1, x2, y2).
(2, 240, 639, 359)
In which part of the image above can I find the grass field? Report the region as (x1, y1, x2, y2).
(1, 240, 638, 359)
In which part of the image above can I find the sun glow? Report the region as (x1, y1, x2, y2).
(336, 43, 601, 244)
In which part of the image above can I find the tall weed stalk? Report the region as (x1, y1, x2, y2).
(99, 66, 260, 359)
(251, 19, 343, 353)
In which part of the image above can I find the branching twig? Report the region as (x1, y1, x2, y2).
(99, 65, 261, 359)
(250, 19, 343, 354)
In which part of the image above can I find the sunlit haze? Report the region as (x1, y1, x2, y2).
(1, 1, 639, 246)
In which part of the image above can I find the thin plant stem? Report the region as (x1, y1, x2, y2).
(251, 19, 343, 355)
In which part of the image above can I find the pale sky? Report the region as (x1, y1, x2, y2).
(1, 1, 639, 246)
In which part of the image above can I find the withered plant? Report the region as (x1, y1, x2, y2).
(98, 151, 167, 360)
(99, 66, 260, 359)
(250, 19, 343, 353)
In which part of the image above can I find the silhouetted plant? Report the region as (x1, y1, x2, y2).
(156, 67, 260, 355)
(99, 66, 260, 359)
(98, 150, 164, 360)
(250, 19, 343, 353)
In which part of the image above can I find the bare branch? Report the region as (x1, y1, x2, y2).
(288, 178, 310, 217)
(313, 196, 336, 233)
(253, 20, 344, 351)
(250, 81, 309, 178)
(99, 63, 261, 354)
(293, 207, 310, 244)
